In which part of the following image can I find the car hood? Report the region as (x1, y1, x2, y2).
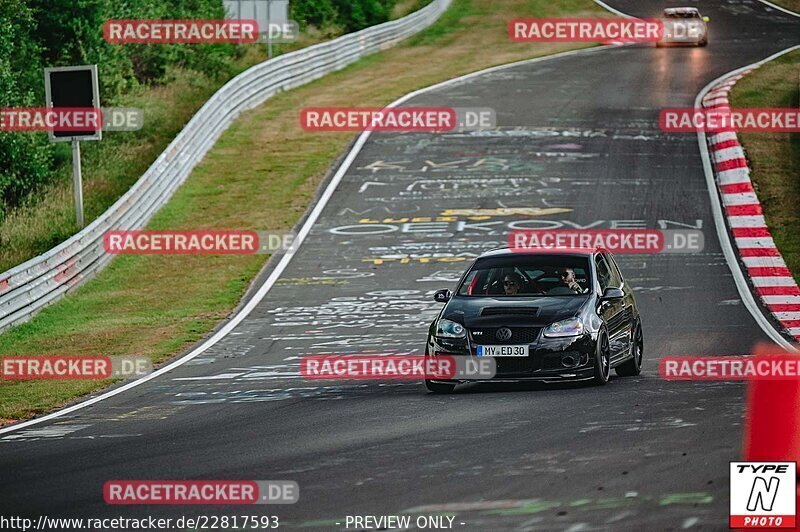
(442, 295, 590, 328)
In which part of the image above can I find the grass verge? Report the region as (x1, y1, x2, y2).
(769, 0, 800, 14)
(0, 0, 610, 424)
(729, 49, 800, 285)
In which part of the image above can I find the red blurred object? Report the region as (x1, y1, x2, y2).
(743, 343, 800, 518)
(742, 343, 800, 462)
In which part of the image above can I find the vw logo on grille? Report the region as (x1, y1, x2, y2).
(496, 327, 512, 341)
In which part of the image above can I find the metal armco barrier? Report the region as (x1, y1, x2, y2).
(0, 0, 452, 333)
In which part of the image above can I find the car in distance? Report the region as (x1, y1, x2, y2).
(657, 7, 709, 47)
(424, 248, 643, 393)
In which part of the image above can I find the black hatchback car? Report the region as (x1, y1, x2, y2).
(424, 248, 643, 393)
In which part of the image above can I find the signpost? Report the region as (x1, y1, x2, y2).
(44, 65, 101, 228)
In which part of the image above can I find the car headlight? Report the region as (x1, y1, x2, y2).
(543, 317, 584, 338)
(436, 319, 466, 338)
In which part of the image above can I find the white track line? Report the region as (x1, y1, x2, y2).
(591, 0, 633, 18)
(757, 0, 800, 18)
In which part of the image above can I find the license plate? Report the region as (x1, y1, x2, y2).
(476, 345, 529, 357)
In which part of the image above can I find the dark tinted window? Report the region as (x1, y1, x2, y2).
(595, 255, 613, 291)
(457, 255, 592, 297)
(606, 253, 624, 287)
(664, 10, 700, 18)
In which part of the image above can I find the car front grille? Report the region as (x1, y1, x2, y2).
(470, 327, 541, 345)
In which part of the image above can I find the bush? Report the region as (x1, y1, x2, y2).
(332, 0, 394, 31)
(293, 0, 398, 32)
(291, 0, 337, 30)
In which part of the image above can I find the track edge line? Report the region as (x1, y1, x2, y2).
(756, 0, 800, 18)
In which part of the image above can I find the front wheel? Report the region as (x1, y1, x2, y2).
(425, 380, 456, 394)
(593, 330, 611, 385)
(615, 322, 643, 377)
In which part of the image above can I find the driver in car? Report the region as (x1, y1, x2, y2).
(503, 273, 523, 296)
(561, 268, 583, 293)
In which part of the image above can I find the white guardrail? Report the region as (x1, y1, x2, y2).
(0, 0, 451, 332)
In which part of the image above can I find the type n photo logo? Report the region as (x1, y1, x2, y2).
(730, 462, 796, 528)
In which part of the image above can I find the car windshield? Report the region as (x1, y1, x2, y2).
(457, 255, 592, 297)
(664, 11, 700, 18)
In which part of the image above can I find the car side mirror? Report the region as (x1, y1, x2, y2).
(433, 289, 452, 303)
(600, 286, 625, 301)
(702, 16, 710, 22)
(601, 287, 624, 301)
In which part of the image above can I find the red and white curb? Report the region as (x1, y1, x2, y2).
(702, 69, 800, 343)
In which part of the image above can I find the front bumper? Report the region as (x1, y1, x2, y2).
(659, 37, 706, 46)
(659, 30, 707, 45)
(658, 20, 707, 45)
(427, 330, 596, 383)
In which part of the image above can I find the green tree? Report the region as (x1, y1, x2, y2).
(0, 0, 53, 218)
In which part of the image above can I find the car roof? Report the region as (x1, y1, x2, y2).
(663, 7, 700, 14)
(477, 247, 601, 259)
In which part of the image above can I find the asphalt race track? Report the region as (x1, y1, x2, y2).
(2, 1, 800, 529)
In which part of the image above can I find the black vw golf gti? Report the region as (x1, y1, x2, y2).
(424, 247, 643, 393)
